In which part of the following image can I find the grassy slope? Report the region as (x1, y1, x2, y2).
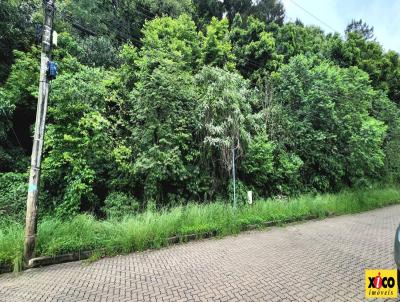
(1, 185, 400, 271)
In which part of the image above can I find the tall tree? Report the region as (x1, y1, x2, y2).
(223, 0, 285, 25)
(273, 55, 388, 190)
(273, 22, 326, 63)
(326, 30, 394, 95)
(195, 66, 256, 196)
(42, 64, 114, 217)
(127, 15, 203, 205)
(251, 0, 285, 25)
(383, 51, 400, 105)
(58, 0, 194, 45)
(193, 0, 225, 27)
(0, 49, 40, 172)
(200, 17, 236, 70)
(345, 19, 374, 40)
(0, 0, 39, 82)
(230, 15, 282, 81)
(223, 0, 253, 23)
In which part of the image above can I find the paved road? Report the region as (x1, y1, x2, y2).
(1, 205, 399, 302)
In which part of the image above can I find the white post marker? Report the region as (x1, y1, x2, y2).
(247, 191, 253, 205)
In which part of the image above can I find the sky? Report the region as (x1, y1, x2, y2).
(281, 0, 400, 52)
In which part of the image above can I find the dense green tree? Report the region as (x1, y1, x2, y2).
(0, 172, 28, 221)
(78, 36, 120, 68)
(123, 15, 204, 205)
(273, 56, 388, 190)
(223, 0, 285, 25)
(345, 19, 374, 40)
(384, 51, 400, 105)
(0, 49, 40, 172)
(193, 0, 224, 27)
(243, 134, 303, 195)
(0, 0, 40, 82)
(42, 65, 114, 217)
(251, 0, 285, 25)
(58, 0, 194, 45)
(325, 31, 400, 103)
(371, 91, 400, 182)
(223, 0, 253, 23)
(195, 66, 256, 196)
(273, 22, 326, 63)
(138, 15, 201, 72)
(230, 15, 282, 81)
(200, 17, 236, 70)
(129, 61, 200, 205)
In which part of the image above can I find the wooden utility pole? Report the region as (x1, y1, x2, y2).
(24, 0, 55, 265)
(232, 145, 236, 208)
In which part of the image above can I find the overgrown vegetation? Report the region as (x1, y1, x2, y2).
(1, 0, 400, 271)
(1, 186, 399, 271)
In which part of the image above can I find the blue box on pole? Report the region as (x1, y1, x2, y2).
(47, 61, 58, 80)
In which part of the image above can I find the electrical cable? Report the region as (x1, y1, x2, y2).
(286, 0, 339, 33)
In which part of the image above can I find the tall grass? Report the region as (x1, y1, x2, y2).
(1, 185, 400, 272)
(0, 221, 24, 271)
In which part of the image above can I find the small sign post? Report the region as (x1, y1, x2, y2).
(247, 191, 253, 205)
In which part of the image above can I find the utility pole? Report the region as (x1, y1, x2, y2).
(24, 0, 55, 266)
(232, 145, 237, 209)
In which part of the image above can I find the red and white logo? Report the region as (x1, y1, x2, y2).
(373, 272, 382, 289)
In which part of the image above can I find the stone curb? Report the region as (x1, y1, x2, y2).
(19, 215, 319, 272)
(22, 230, 220, 271)
(0, 263, 12, 274)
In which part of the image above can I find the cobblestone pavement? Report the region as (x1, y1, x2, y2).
(1, 205, 400, 302)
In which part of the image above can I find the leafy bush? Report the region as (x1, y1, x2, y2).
(102, 192, 139, 219)
(78, 36, 120, 68)
(0, 221, 23, 271)
(0, 172, 27, 222)
(243, 135, 303, 196)
(228, 179, 250, 206)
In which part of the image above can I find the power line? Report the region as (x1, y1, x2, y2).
(287, 0, 339, 33)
